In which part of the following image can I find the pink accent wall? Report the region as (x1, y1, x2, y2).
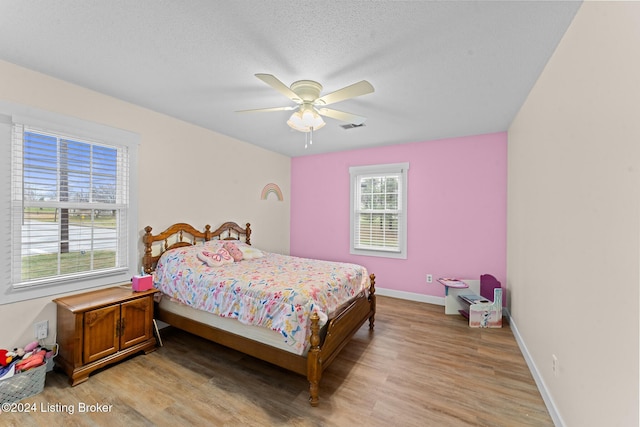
(290, 132, 507, 299)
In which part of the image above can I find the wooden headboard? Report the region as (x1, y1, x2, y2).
(142, 221, 251, 273)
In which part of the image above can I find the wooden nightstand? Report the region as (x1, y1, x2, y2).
(53, 285, 157, 386)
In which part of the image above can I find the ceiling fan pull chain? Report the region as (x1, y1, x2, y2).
(310, 127, 314, 146)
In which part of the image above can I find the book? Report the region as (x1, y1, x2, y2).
(437, 278, 468, 288)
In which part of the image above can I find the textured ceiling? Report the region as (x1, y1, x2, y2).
(0, 1, 581, 157)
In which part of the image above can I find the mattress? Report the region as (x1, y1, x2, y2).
(158, 295, 298, 354)
(153, 240, 370, 355)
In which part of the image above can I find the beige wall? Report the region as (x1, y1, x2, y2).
(507, 2, 639, 426)
(0, 60, 291, 348)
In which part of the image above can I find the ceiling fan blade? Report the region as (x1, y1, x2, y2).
(236, 106, 297, 113)
(255, 73, 302, 102)
(317, 108, 367, 125)
(315, 80, 374, 106)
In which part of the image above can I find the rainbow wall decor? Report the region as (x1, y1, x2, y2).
(261, 183, 283, 201)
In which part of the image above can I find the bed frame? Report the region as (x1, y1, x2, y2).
(142, 221, 376, 406)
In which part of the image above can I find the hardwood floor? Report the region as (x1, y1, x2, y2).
(0, 296, 553, 426)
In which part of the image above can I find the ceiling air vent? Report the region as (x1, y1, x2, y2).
(340, 123, 366, 130)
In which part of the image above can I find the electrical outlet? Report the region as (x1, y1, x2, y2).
(426, 274, 433, 283)
(552, 354, 559, 377)
(35, 320, 48, 339)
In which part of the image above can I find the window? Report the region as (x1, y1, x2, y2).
(0, 101, 139, 304)
(349, 163, 409, 259)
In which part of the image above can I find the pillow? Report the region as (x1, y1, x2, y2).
(240, 246, 265, 260)
(197, 248, 234, 267)
(222, 241, 243, 262)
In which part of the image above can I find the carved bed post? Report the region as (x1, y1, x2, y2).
(143, 226, 153, 274)
(204, 224, 211, 241)
(307, 312, 321, 407)
(368, 273, 376, 330)
(245, 223, 252, 245)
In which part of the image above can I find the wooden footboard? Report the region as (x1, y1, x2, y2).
(156, 274, 375, 406)
(307, 273, 376, 406)
(155, 305, 309, 373)
(145, 221, 376, 406)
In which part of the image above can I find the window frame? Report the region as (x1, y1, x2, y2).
(0, 100, 139, 304)
(349, 162, 409, 259)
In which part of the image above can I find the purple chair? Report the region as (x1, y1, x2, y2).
(469, 274, 503, 328)
(480, 274, 501, 301)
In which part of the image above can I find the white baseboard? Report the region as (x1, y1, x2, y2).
(508, 314, 564, 427)
(375, 287, 445, 306)
(376, 289, 563, 426)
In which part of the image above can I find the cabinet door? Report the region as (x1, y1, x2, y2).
(120, 296, 153, 349)
(84, 305, 120, 363)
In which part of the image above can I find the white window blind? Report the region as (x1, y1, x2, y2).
(350, 163, 409, 259)
(11, 124, 129, 288)
(0, 101, 139, 304)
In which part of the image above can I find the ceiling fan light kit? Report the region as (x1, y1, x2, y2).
(286, 106, 326, 132)
(238, 73, 374, 147)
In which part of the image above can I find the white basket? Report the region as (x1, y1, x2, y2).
(0, 363, 46, 404)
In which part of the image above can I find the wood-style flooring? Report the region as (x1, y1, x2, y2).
(0, 296, 553, 426)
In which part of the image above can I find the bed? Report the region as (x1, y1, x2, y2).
(142, 221, 376, 406)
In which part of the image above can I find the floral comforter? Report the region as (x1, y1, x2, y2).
(152, 242, 370, 355)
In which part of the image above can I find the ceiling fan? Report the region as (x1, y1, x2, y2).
(237, 73, 374, 134)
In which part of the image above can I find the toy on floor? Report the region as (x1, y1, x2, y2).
(463, 274, 503, 328)
(0, 340, 55, 380)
